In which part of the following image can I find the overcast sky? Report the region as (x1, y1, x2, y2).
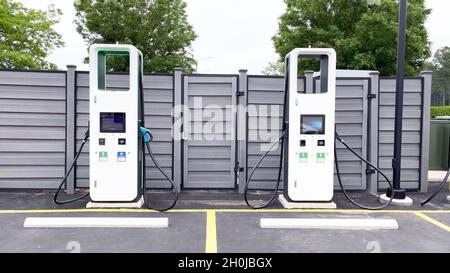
(17, 0, 450, 74)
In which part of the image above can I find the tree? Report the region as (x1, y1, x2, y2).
(0, 0, 64, 70)
(427, 47, 450, 97)
(75, 0, 197, 73)
(262, 61, 285, 76)
(273, 0, 431, 76)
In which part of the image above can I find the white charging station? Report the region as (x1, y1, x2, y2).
(89, 44, 144, 202)
(282, 48, 337, 203)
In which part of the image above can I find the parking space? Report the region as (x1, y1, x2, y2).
(216, 211, 450, 253)
(0, 190, 449, 253)
(0, 209, 449, 253)
(0, 212, 205, 253)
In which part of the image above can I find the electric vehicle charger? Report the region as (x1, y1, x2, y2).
(244, 48, 394, 210)
(54, 45, 178, 211)
(420, 167, 450, 206)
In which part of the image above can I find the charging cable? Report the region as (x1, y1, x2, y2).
(420, 167, 450, 206)
(244, 131, 286, 209)
(334, 132, 394, 210)
(140, 127, 179, 211)
(54, 129, 90, 205)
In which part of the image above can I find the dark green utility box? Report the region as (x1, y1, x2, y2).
(429, 117, 450, 170)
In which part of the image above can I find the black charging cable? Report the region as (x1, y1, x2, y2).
(421, 167, 450, 206)
(138, 72, 178, 211)
(244, 64, 290, 209)
(141, 130, 179, 212)
(54, 129, 90, 205)
(244, 131, 286, 209)
(334, 132, 394, 210)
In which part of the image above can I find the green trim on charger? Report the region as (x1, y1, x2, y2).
(97, 49, 130, 91)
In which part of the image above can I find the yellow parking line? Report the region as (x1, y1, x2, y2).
(414, 212, 450, 233)
(0, 209, 154, 214)
(0, 208, 449, 214)
(205, 211, 218, 253)
(226, 208, 450, 214)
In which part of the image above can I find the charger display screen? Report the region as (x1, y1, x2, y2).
(301, 115, 325, 135)
(100, 112, 126, 133)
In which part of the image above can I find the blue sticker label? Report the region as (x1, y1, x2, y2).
(117, 151, 126, 162)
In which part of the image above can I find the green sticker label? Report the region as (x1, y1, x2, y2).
(99, 151, 108, 158)
(299, 152, 308, 159)
(317, 153, 325, 159)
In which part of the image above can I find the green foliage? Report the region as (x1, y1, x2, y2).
(0, 0, 64, 70)
(262, 61, 285, 76)
(431, 106, 450, 118)
(273, 0, 431, 75)
(427, 47, 450, 95)
(74, 0, 197, 73)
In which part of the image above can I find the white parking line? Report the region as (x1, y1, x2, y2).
(23, 217, 169, 228)
(260, 218, 399, 230)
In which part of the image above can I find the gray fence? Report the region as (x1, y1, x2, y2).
(0, 70, 67, 189)
(0, 68, 432, 193)
(182, 75, 238, 189)
(431, 91, 449, 106)
(245, 76, 305, 190)
(376, 74, 432, 192)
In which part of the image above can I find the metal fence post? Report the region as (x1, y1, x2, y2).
(65, 65, 77, 194)
(304, 70, 314, 93)
(368, 71, 380, 194)
(420, 70, 433, 192)
(238, 69, 248, 193)
(173, 68, 183, 191)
